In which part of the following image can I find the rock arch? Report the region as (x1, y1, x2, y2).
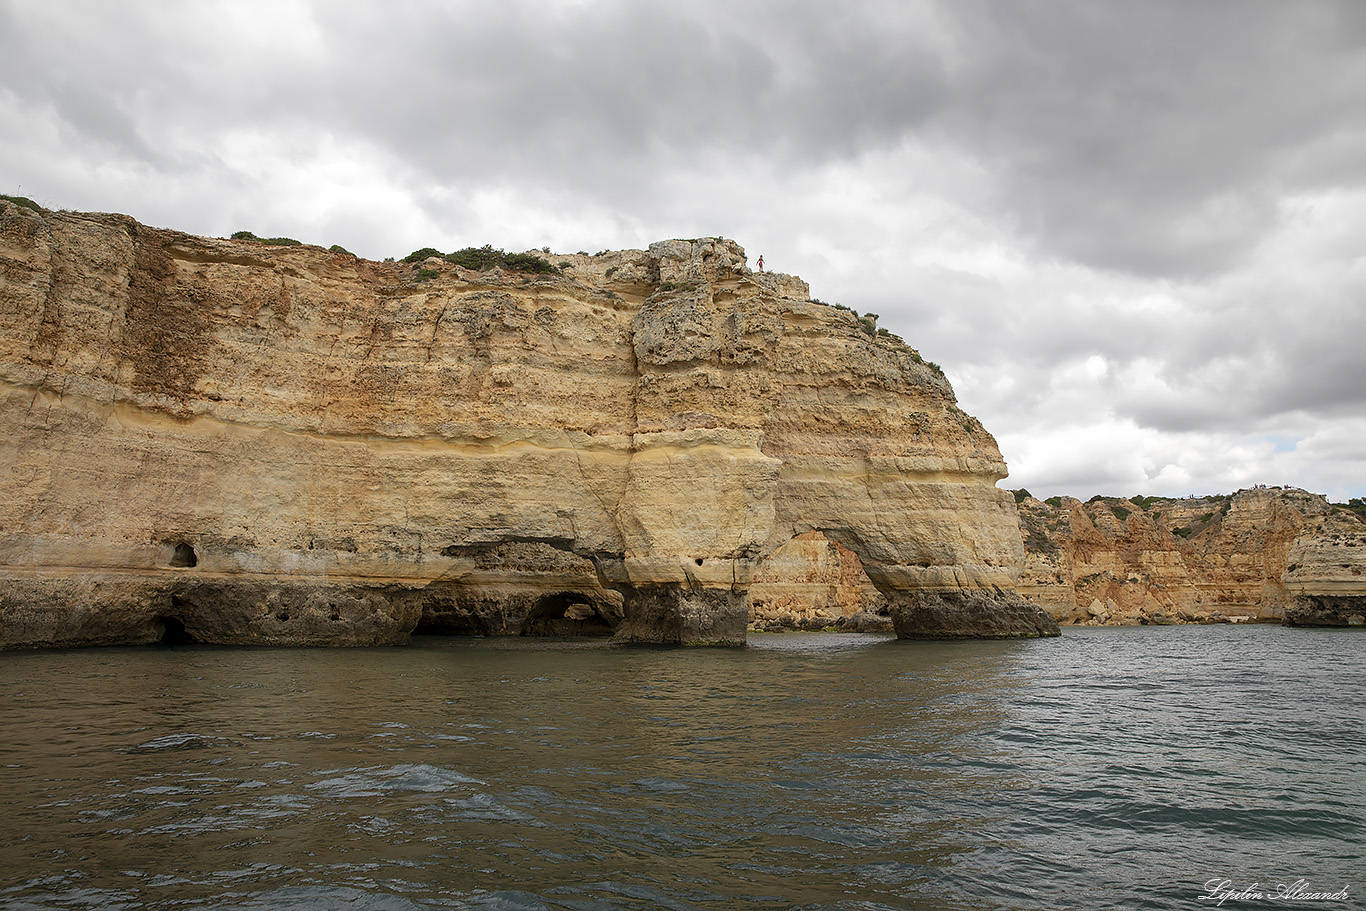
(748, 531, 889, 632)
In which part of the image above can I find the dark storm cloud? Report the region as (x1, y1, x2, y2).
(283, 0, 956, 202)
(6, 1, 1364, 256)
(931, 0, 1366, 277)
(1, 1, 956, 194)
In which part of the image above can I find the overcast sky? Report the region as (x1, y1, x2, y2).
(3, 0, 1364, 501)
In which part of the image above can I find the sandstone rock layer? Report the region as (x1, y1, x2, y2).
(0, 202, 1053, 647)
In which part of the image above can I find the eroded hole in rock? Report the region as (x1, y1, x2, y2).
(169, 542, 197, 568)
(156, 616, 193, 646)
(521, 593, 615, 637)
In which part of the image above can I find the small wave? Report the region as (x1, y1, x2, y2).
(125, 733, 224, 753)
(306, 763, 483, 798)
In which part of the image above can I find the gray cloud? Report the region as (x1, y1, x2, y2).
(928, 1, 1366, 277)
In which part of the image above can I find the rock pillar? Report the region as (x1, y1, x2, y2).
(613, 585, 749, 646)
(610, 429, 780, 645)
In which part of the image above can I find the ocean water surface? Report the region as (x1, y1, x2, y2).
(1, 626, 1362, 910)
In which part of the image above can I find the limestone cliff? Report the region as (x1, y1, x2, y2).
(0, 201, 1056, 647)
(1015, 488, 1366, 626)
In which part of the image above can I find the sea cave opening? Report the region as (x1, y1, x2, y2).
(520, 592, 616, 637)
(155, 615, 194, 646)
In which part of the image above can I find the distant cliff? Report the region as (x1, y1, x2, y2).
(0, 200, 1056, 648)
(1014, 487, 1366, 626)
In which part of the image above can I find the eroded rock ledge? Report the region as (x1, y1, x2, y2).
(0, 201, 1056, 647)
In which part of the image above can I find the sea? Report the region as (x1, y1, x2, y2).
(1, 626, 1361, 911)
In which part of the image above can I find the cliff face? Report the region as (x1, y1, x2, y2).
(1015, 488, 1366, 626)
(0, 201, 1055, 647)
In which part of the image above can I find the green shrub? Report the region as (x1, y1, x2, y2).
(402, 247, 444, 264)
(604, 266, 619, 279)
(2, 194, 44, 212)
(1013, 489, 1032, 503)
(328, 244, 354, 256)
(501, 251, 559, 274)
(1112, 505, 1131, 521)
(414, 267, 439, 281)
(1045, 496, 1063, 507)
(446, 245, 502, 270)
(1172, 526, 1192, 538)
(440, 245, 559, 274)
(233, 230, 300, 246)
(1332, 498, 1366, 523)
(1198, 511, 1214, 524)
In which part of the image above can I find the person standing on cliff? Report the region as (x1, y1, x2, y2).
(757, 255, 765, 271)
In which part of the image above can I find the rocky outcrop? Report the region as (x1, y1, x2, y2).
(888, 589, 1061, 639)
(0, 201, 1053, 648)
(1015, 487, 1366, 626)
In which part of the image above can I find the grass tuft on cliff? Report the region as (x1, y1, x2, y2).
(2, 194, 44, 213)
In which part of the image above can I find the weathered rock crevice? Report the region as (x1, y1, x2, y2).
(0, 203, 1055, 648)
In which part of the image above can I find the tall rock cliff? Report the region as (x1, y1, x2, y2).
(0, 201, 1056, 647)
(1015, 488, 1366, 626)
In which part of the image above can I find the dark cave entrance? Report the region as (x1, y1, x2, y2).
(155, 615, 194, 646)
(169, 542, 198, 568)
(520, 593, 616, 637)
